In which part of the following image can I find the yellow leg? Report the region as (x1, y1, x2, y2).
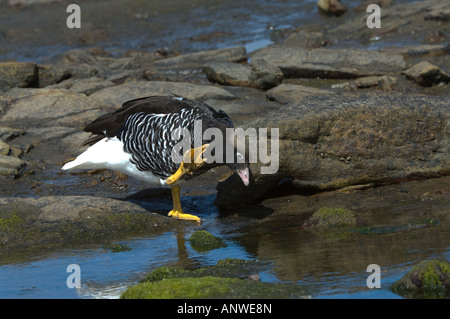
(165, 143, 209, 185)
(168, 184, 201, 223)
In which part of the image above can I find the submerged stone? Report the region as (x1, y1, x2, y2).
(188, 230, 227, 252)
(122, 259, 309, 299)
(302, 207, 357, 228)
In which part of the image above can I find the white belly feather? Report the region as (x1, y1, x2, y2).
(62, 137, 166, 185)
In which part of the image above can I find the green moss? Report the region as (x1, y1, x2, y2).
(188, 230, 227, 252)
(122, 276, 233, 299)
(103, 243, 131, 253)
(122, 276, 309, 299)
(126, 258, 310, 299)
(142, 259, 266, 283)
(391, 259, 450, 298)
(0, 212, 24, 232)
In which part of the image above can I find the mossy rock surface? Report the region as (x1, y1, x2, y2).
(122, 276, 308, 299)
(122, 258, 310, 299)
(302, 207, 357, 229)
(141, 258, 266, 282)
(391, 259, 450, 298)
(188, 230, 227, 252)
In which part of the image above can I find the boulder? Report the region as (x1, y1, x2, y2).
(0, 62, 38, 91)
(0, 195, 176, 249)
(202, 62, 256, 87)
(215, 92, 450, 205)
(0, 154, 26, 176)
(249, 46, 405, 84)
(391, 259, 450, 298)
(149, 46, 247, 70)
(265, 83, 333, 104)
(403, 61, 450, 87)
(0, 88, 107, 127)
(90, 80, 234, 108)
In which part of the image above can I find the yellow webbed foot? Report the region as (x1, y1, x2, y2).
(167, 184, 201, 223)
(168, 210, 202, 223)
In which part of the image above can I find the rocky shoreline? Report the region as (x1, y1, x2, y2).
(0, 0, 449, 298)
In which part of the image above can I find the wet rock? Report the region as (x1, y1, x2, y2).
(189, 230, 227, 252)
(317, 0, 347, 16)
(0, 154, 26, 176)
(302, 207, 357, 228)
(121, 259, 309, 299)
(216, 92, 450, 204)
(377, 75, 398, 90)
(283, 30, 328, 49)
(52, 77, 115, 96)
(403, 61, 450, 87)
(353, 76, 380, 88)
(37, 64, 70, 88)
(0, 127, 24, 142)
(90, 80, 234, 108)
(250, 46, 405, 82)
(391, 259, 450, 298)
(265, 83, 333, 104)
(0, 195, 176, 250)
(424, 3, 450, 22)
(0, 141, 10, 156)
(150, 46, 247, 70)
(379, 44, 449, 57)
(202, 62, 255, 87)
(0, 88, 107, 127)
(0, 62, 38, 91)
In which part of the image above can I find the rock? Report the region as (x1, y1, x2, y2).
(189, 230, 227, 252)
(216, 92, 450, 205)
(121, 259, 309, 299)
(377, 75, 398, 90)
(0, 88, 107, 127)
(250, 46, 405, 82)
(379, 44, 449, 57)
(0, 127, 24, 142)
(0, 62, 38, 91)
(90, 80, 234, 108)
(265, 83, 333, 104)
(403, 61, 450, 87)
(202, 62, 255, 87)
(0, 154, 26, 176)
(317, 0, 347, 16)
(391, 259, 450, 298)
(302, 207, 357, 228)
(283, 30, 328, 49)
(353, 76, 380, 88)
(37, 64, 70, 88)
(0, 195, 177, 250)
(150, 46, 247, 70)
(424, 2, 450, 22)
(0, 141, 10, 156)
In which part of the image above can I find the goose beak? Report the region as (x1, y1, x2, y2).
(236, 168, 250, 186)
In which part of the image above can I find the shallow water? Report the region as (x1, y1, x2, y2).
(1, 184, 449, 299)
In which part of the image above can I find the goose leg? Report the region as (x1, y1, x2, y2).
(168, 184, 201, 223)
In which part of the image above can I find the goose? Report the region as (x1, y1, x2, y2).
(62, 95, 250, 223)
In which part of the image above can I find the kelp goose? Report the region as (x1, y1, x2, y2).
(62, 95, 250, 223)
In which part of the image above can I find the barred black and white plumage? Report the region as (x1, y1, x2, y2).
(62, 95, 249, 186)
(119, 108, 204, 177)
